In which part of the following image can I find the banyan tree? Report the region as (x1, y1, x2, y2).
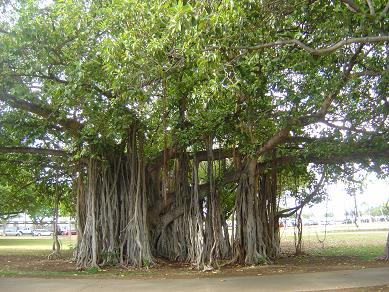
(0, 0, 388, 268)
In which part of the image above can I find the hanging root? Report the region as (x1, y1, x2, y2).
(48, 250, 62, 260)
(75, 127, 152, 269)
(376, 231, 389, 261)
(74, 132, 283, 269)
(232, 159, 279, 265)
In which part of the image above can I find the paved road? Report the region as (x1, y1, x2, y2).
(0, 267, 389, 292)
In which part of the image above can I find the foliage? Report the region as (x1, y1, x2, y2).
(366, 204, 389, 217)
(0, 154, 73, 219)
(0, 1, 387, 164)
(0, 0, 387, 163)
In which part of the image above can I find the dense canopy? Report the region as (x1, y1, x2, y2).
(0, 0, 388, 268)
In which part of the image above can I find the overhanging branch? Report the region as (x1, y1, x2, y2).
(0, 146, 70, 157)
(148, 146, 238, 172)
(340, 0, 361, 12)
(384, 0, 389, 15)
(209, 36, 388, 56)
(0, 212, 22, 219)
(277, 173, 326, 218)
(255, 44, 364, 157)
(0, 90, 82, 136)
(259, 147, 389, 171)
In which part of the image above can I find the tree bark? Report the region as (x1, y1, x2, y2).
(75, 127, 152, 268)
(233, 159, 264, 264)
(232, 158, 281, 265)
(294, 207, 303, 255)
(49, 188, 61, 259)
(381, 230, 389, 260)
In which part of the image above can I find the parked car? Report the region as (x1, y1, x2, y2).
(319, 220, 335, 226)
(63, 229, 77, 235)
(32, 229, 52, 236)
(304, 219, 319, 226)
(19, 227, 33, 235)
(4, 228, 22, 236)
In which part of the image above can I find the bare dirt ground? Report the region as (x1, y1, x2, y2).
(320, 286, 389, 292)
(1, 266, 389, 292)
(1, 253, 388, 280)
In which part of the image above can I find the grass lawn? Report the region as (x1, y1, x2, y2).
(280, 229, 387, 260)
(0, 236, 76, 256)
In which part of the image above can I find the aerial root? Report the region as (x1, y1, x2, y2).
(48, 251, 62, 260)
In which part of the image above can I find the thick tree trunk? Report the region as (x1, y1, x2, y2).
(203, 138, 230, 268)
(155, 153, 191, 261)
(187, 158, 205, 268)
(233, 159, 266, 264)
(152, 148, 231, 269)
(75, 128, 152, 269)
(261, 168, 280, 259)
(74, 133, 280, 269)
(233, 159, 280, 265)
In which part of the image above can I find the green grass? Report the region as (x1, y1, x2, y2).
(280, 230, 387, 261)
(0, 269, 77, 278)
(0, 236, 76, 255)
(310, 245, 384, 260)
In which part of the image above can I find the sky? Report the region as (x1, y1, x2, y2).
(304, 173, 388, 220)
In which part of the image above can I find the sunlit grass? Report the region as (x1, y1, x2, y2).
(0, 236, 77, 255)
(280, 229, 387, 260)
(310, 246, 384, 260)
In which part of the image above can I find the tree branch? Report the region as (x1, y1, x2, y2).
(321, 120, 375, 134)
(157, 144, 389, 229)
(149, 42, 363, 169)
(277, 174, 326, 218)
(0, 212, 22, 218)
(212, 36, 388, 56)
(352, 69, 382, 77)
(149, 44, 365, 172)
(0, 90, 82, 136)
(0, 118, 63, 133)
(383, 0, 389, 15)
(41, 73, 114, 100)
(255, 44, 364, 158)
(366, 0, 376, 16)
(340, 0, 361, 12)
(260, 147, 389, 170)
(155, 169, 240, 229)
(148, 146, 238, 172)
(0, 146, 70, 157)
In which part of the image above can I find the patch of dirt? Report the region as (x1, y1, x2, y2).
(318, 285, 389, 291)
(0, 254, 76, 273)
(0, 253, 388, 279)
